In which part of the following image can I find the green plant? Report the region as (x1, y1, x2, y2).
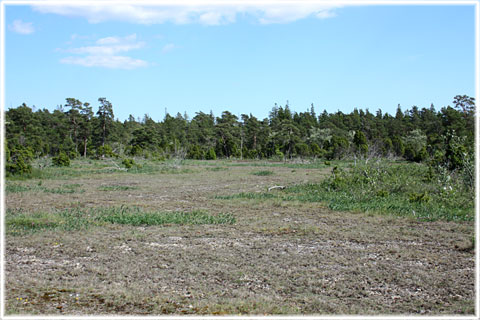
(6, 146, 34, 176)
(97, 145, 116, 158)
(206, 147, 217, 160)
(408, 191, 431, 203)
(122, 158, 136, 169)
(52, 152, 70, 167)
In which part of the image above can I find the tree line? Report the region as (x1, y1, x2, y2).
(5, 95, 475, 175)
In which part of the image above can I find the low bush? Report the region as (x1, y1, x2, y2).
(6, 146, 34, 176)
(52, 152, 71, 167)
(122, 158, 136, 169)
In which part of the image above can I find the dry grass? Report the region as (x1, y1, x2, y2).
(4, 159, 475, 315)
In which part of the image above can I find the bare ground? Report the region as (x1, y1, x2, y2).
(4, 161, 475, 315)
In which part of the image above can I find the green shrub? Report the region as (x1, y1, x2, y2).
(206, 147, 217, 160)
(309, 143, 322, 156)
(187, 145, 204, 160)
(52, 152, 70, 167)
(129, 145, 143, 156)
(408, 191, 431, 203)
(97, 145, 116, 158)
(6, 146, 34, 176)
(295, 143, 310, 157)
(122, 158, 136, 169)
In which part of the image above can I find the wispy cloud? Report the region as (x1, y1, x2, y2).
(68, 34, 145, 55)
(60, 55, 148, 69)
(61, 34, 148, 69)
(161, 43, 176, 54)
(32, 3, 339, 25)
(8, 19, 35, 34)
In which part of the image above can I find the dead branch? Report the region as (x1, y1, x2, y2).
(268, 185, 286, 191)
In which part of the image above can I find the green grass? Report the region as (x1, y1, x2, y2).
(5, 184, 37, 193)
(216, 161, 474, 222)
(6, 206, 235, 236)
(206, 166, 229, 172)
(96, 207, 235, 226)
(251, 170, 274, 176)
(6, 182, 85, 194)
(6, 209, 91, 235)
(183, 159, 351, 169)
(7, 158, 199, 180)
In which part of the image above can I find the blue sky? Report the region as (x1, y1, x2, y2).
(4, 2, 476, 122)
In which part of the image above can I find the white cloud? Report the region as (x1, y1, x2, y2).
(61, 33, 148, 69)
(60, 55, 148, 69)
(8, 19, 35, 34)
(32, 3, 339, 25)
(161, 43, 177, 54)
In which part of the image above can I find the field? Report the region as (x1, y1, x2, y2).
(4, 158, 475, 315)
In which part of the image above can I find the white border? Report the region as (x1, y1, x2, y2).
(1, 1, 5, 319)
(475, 1, 480, 320)
(0, 1, 478, 320)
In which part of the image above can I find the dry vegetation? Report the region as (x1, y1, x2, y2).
(4, 159, 475, 315)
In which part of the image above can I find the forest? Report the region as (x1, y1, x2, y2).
(4, 95, 475, 178)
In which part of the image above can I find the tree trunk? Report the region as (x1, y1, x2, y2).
(102, 122, 106, 147)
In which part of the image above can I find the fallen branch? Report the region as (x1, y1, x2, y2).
(268, 185, 286, 191)
(102, 166, 127, 171)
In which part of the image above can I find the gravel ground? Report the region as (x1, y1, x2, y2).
(4, 160, 476, 315)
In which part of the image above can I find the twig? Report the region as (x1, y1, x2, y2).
(106, 159, 127, 171)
